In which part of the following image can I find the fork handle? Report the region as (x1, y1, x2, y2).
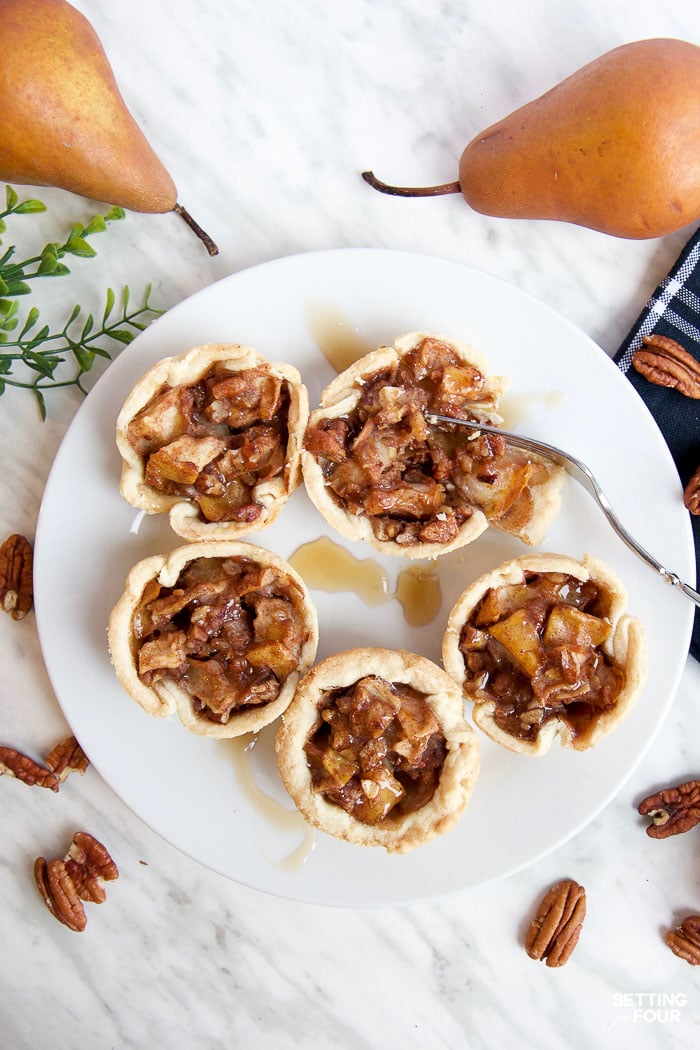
(609, 515, 700, 609)
(662, 571, 700, 608)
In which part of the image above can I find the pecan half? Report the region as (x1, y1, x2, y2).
(0, 533, 33, 620)
(631, 334, 700, 399)
(525, 879, 586, 967)
(684, 466, 700, 516)
(34, 857, 87, 932)
(33, 832, 118, 930)
(638, 779, 700, 838)
(45, 736, 90, 781)
(65, 831, 119, 903)
(0, 745, 59, 791)
(666, 915, 700, 965)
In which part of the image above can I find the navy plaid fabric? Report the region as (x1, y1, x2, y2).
(615, 226, 700, 661)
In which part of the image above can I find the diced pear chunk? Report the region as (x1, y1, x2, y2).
(321, 748, 359, 788)
(543, 604, 610, 649)
(490, 607, 542, 677)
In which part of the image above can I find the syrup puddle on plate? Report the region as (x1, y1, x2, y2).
(499, 389, 566, 429)
(225, 734, 315, 872)
(289, 535, 442, 627)
(305, 299, 372, 372)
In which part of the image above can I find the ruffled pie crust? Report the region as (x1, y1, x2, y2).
(116, 343, 309, 541)
(301, 331, 565, 559)
(442, 553, 647, 755)
(108, 541, 319, 738)
(275, 647, 480, 853)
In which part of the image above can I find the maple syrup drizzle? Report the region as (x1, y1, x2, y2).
(228, 735, 316, 872)
(394, 565, 442, 627)
(288, 535, 391, 605)
(305, 300, 372, 372)
(289, 535, 442, 625)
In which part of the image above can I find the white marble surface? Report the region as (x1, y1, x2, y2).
(2, 1, 699, 1046)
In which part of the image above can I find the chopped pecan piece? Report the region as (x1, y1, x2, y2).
(45, 735, 90, 781)
(0, 745, 59, 791)
(0, 533, 33, 620)
(638, 779, 700, 838)
(666, 916, 700, 965)
(684, 466, 700, 515)
(632, 334, 700, 399)
(34, 857, 87, 932)
(525, 879, 586, 967)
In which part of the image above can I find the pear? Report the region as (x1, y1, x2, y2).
(363, 39, 700, 239)
(0, 0, 217, 254)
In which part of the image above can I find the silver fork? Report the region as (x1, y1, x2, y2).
(425, 411, 700, 608)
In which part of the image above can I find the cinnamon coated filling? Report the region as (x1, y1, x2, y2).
(304, 675, 447, 824)
(132, 556, 307, 723)
(458, 572, 625, 741)
(304, 336, 550, 547)
(125, 365, 291, 524)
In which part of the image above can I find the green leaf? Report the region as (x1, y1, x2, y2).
(5, 186, 18, 210)
(19, 306, 40, 338)
(65, 304, 82, 328)
(15, 199, 46, 214)
(102, 287, 115, 324)
(72, 345, 95, 371)
(105, 206, 126, 222)
(81, 313, 94, 340)
(24, 348, 60, 378)
(37, 252, 59, 275)
(0, 317, 18, 332)
(4, 280, 31, 296)
(0, 217, 6, 235)
(89, 344, 113, 360)
(83, 215, 107, 236)
(0, 276, 8, 296)
(65, 237, 96, 258)
(0, 379, 5, 395)
(27, 324, 51, 346)
(34, 387, 47, 421)
(108, 329, 135, 345)
(47, 263, 71, 277)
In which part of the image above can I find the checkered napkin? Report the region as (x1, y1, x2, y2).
(614, 226, 700, 661)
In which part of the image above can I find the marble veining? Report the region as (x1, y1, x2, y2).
(1, 0, 699, 1047)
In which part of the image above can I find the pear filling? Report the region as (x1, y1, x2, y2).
(304, 336, 552, 547)
(131, 556, 308, 724)
(458, 572, 625, 741)
(126, 365, 291, 524)
(303, 675, 447, 824)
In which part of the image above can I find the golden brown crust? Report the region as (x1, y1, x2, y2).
(107, 541, 319, 738)
(275, 647, 480, 852)
(116, 343, 308, 541)
(442, 553, 647, 755)
(301, 331, 565, 558)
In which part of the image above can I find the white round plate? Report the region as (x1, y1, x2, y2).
(34, 249, 694, 906)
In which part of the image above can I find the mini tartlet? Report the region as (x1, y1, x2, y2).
(108, 541, 318, 738)
(442, 553, 647, 754)
(275, 647, 480, 853)
(301, 331, 566, 559)
(116, 343, 308, 541)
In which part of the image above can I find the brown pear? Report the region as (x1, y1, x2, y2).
(0, 0, 217, 253)
(363, 38, 700, 240)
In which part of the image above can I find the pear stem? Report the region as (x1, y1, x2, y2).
(362, 170, 462, 198)
(174, 203, 219, 256)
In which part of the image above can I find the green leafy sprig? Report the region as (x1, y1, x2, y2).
(0, 186, 163, 419)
